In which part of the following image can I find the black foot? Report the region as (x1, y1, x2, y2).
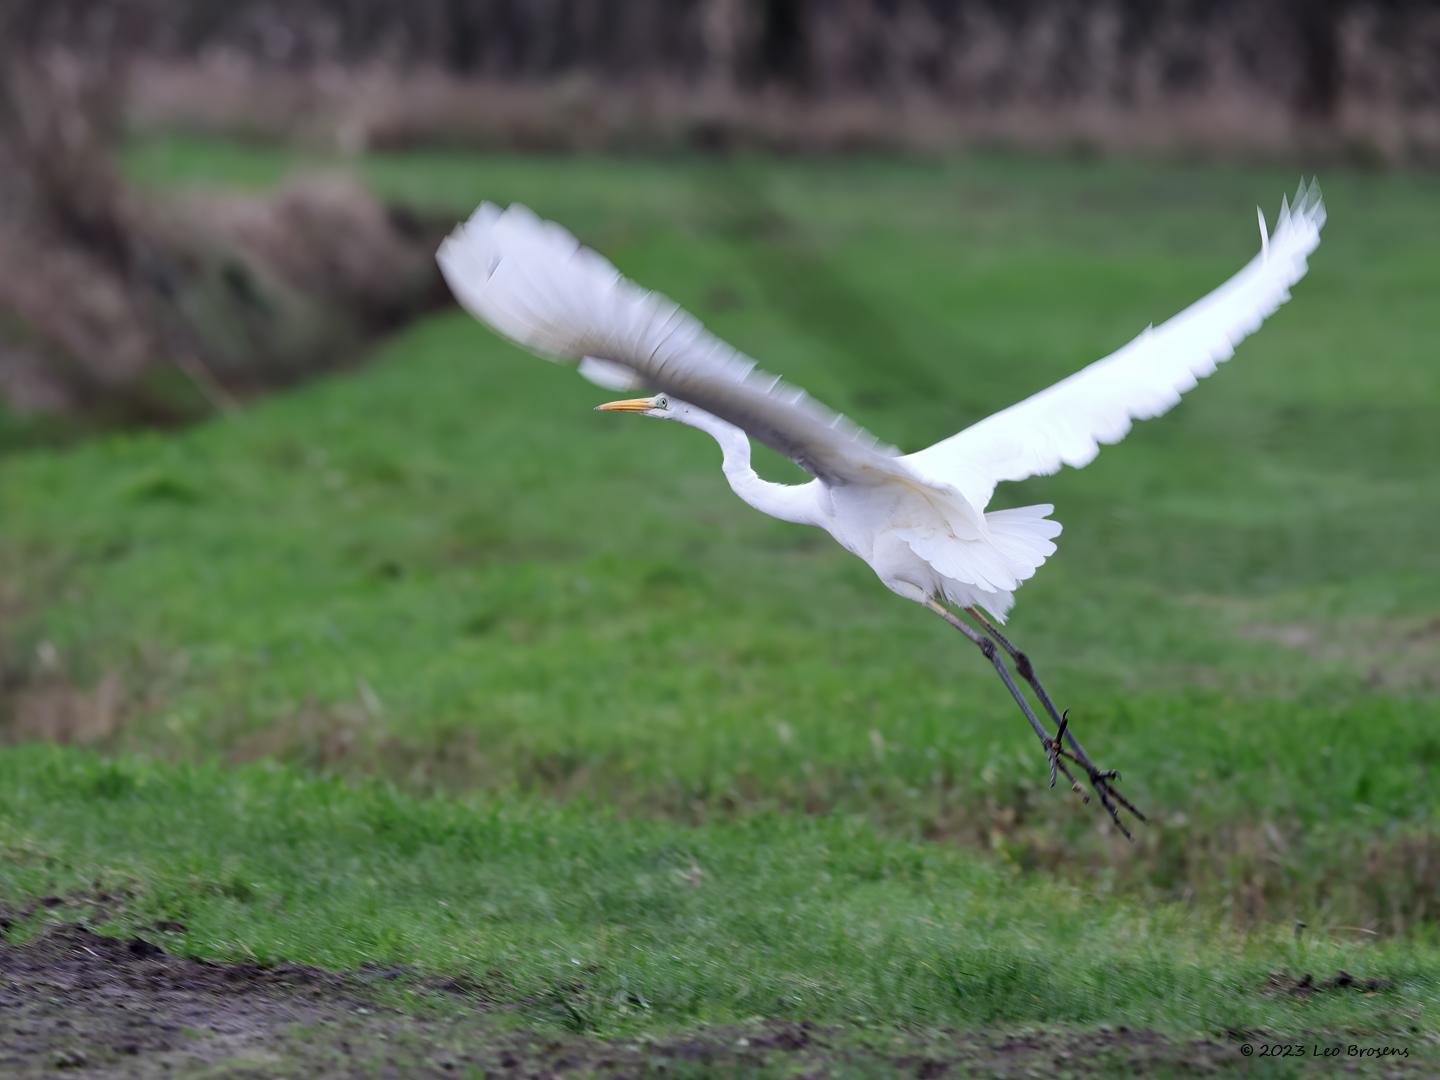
(1044, 710, 1070, 789)
(1043, 710, 1147, 840)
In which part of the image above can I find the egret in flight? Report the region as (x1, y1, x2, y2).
(438, 182, 1325, 836)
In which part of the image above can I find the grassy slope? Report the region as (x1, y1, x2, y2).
(3, 138, 1439, 1064)
(2, 746, 1434, 1042)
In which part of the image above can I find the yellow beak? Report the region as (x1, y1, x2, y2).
(594, 397, 654, 413)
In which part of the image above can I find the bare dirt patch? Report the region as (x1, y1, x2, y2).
(0, 639, 174, 750)
(5, 671, 127, 745)
(0, 921, 1368, 1078)
(0, 923, 387, 1076)
(1238, 616, 1440, 694)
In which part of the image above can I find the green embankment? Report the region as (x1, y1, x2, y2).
(2, 139, 1436, 1071)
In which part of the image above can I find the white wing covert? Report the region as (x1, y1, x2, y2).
(903, 181, 1326, 509)
(437, 202, 903, 485)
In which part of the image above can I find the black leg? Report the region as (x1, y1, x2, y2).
(924, 599, 1052, 748)
(954, 604, 1147, 838)
(964, 607, 1065, 731)
(925, 598, 1083, 800)
(961, 606, 1112, 782)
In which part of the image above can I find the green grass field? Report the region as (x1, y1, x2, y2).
(2, 138, 1438, 1074)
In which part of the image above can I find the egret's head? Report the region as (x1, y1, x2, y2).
(594, 394, 682, 420)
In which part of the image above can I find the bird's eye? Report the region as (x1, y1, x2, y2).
(654, 396, 669, 410)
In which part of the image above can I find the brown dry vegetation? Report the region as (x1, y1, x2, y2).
(108, 1, 1440, 166)
(126, 57, 1440, 167)
(0, 44, 449, 429)
(4, 1, 1439, 163)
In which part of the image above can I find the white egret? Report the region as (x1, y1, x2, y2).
(437, 181, 1325, 836)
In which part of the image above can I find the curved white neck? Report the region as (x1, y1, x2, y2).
(677, 408, 818, 526)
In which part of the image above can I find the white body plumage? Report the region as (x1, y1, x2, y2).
(437, 185, 1325, 622)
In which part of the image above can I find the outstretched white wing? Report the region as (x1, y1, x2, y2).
(437, 203, 902, 485)
(904, 182, 1326, 509)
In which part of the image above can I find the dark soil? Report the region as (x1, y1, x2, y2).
(1265, 970, 1398, 997)
(0, 922, 1416, 1078)
(0, 923, 379, 1076)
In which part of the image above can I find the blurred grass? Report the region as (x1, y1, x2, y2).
(1, 138, 1439, 1052)
(1, 744, 1435, 1049)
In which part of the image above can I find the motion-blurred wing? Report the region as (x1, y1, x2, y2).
(437, 202, 901, 484)
(904, 182, 1326, 508)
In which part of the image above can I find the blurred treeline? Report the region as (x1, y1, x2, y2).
(8, 0, 1440, 161)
